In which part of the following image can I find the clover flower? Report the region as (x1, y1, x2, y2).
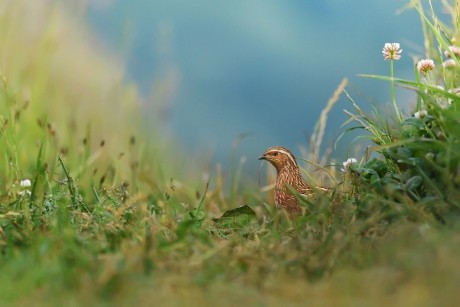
(382, 43, 402, 61)
(443, 59, 456, 69)
(18, 190, 32, 196)
(417, 59, 435, 75)
(414, 110, 428, 119)
(444, 46, 460, 58)
(20, 179, 31, 188)
(18, 179, 32, 197)
(341, 158, 358, 173)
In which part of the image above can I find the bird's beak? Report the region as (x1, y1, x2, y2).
(258, 154, 266, 161)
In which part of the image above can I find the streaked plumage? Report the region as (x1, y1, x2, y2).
(259, 146, 311, 215)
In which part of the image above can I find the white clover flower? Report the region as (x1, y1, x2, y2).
(382, 43, 402, 61)
(417, 59, 435, 75)
(443, 59, 456, 69)
(18, 190, 32, 196)
(444, 46, 460, 58)
(341, 158, 358, 173)
(17, 179, 32, 197)
(20, 179, 31, 188)
(414, 110, 428, 119)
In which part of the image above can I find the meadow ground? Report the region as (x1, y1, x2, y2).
(1, 1, 460, 306)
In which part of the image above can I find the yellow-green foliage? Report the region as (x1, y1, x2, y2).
(1, 1, 460, 306)
(0, 0, 164, 204)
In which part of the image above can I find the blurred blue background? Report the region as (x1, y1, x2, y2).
(85, 0, 442, 174)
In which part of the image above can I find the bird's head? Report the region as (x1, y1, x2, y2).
(258, 146, 298, 172)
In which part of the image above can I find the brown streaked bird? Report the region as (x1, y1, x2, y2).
(259, 146, 311, 215)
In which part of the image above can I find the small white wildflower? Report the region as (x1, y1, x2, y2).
(443, 59, 456, 69)
(18, 190, 32, 196)
(341, 158, 358, 173)
(20, 179, 31, 188)
(382, 43, 402, 61)
(444, 46, 460, 58)
(417, 59, 435, 75)
(414, 110, 428, 119)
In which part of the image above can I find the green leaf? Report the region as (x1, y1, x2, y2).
(405, 176, 422, 191)
(212, 205, 256, 229)
(362, 158, 388, 176)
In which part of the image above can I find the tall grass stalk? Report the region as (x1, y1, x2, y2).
(389, 59, 402, 122)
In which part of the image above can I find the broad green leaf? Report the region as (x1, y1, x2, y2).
(212, 205, 256, 229)
(405, 176, 423, 190)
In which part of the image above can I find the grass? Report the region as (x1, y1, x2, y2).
(1, 0, 460, 306)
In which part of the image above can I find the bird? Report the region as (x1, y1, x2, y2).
(259, 146, 312, 215)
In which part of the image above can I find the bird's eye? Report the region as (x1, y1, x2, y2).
(272, 151, 278, 156)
